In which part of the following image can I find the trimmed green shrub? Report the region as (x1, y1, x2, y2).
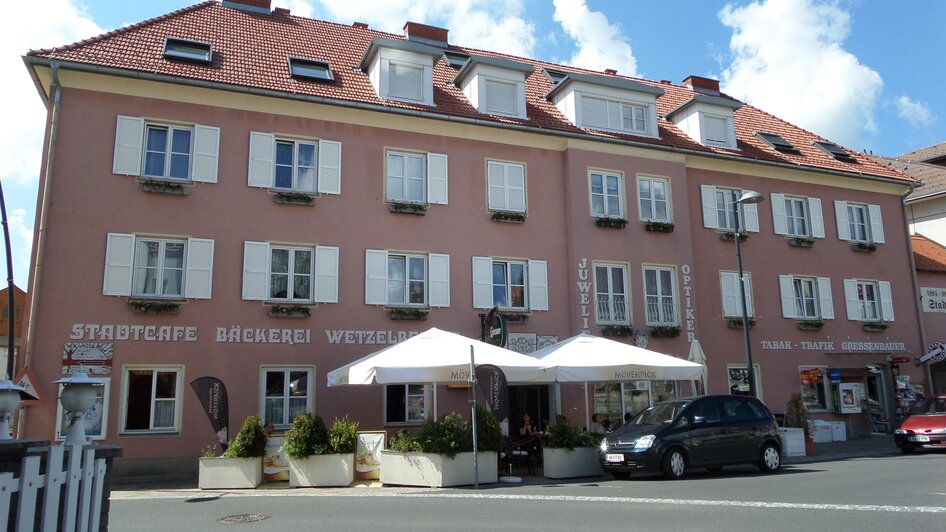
(223, 415, 267, 458)
(283, 413, 329, 458)
(547, 417, 600, 450)
(389, 430, 422, 453)
(466, 404, 503, 452)
(419, 412, 467, 457)
(329, 416, 360, 454)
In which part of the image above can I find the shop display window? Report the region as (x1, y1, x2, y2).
(800, 366, 828, 411)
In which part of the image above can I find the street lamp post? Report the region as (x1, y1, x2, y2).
(732, 190, 765, 398)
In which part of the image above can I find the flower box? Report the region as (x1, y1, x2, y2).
(287, 453, 354, 488)
(649, 325, 681, 338)
(595, 217, 627, 229)
(273, 191, 315, 205)
(140, 179, 188, 195)
(499, 311, 531, 323)
(788, 237, 815, 248)
(852, 242, 877, 253)
(644, 221, 675, 233)
(862, 321, 888, 332)
(796, 320, 824, 331)
(389, 202, 428, 215)
(198, 457, 262, 489)
(601, 325, 634, 337)
(388, 307, 429, 321)
(268, 304, 312, 317)
(542, 447, 603, 479)
(491, 211, 526, 223)
(128, 300, 181, 314)
(720, 231, 748, 242)
(778, 427, 806, 457)
(727, 317, 755, 329)
(379, 450, 497, 487)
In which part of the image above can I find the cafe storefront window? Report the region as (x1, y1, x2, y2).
(800, 366, 829, 411)
(593, 380, 680, 429)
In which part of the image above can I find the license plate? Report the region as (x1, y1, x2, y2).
(606, 453, 624, 463)
(909, 435, 930, 442)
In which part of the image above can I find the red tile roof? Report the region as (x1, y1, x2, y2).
(868, 155, 946, 201)
(25, 1, 913, 184)
(912, 234, 946, 272)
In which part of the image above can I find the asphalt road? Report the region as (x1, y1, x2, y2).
(110, 453, 946, 531)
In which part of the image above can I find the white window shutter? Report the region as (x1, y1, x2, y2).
(742, 203, 760, 232)
(184, 238, 214, 299)
(771, 193, 787, 236)
(317, 139, 342, 195)
(744, 274, 754, 317)
(426, 153, 448, 205)
(809, 198, 825, 238)
(248, 132, 275, 188)
(242, 241, 270, 301)
(843, 279, 859, 320)
(879, 281, 894, 321)
(720, 272, 739, 317)
(428, 253, 450, 307)
(191, 125, 220, 183)
(314, 245, 339, 303)
(472, 256, 493, 309)
(835, 201, 850, 241)
(701, 185, 718, 229)
(528, 260, 549, 311)
(868, 204, 885, 244)
(112, 116, 144, 176)
(103, 233, 135, 296)
(779, 275, 796, 318)
(365, 249, 388, 305)
(817, 277, 834, 320)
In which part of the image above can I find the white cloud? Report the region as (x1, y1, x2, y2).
(551, 0, 637, 76)
(895, 95, 934, 128)
(719, 0, 882, 148)
(312, 0, 536, 57)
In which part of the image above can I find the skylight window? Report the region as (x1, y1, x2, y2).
(163, 37, 212, 64)
(288, 57, 334, 81)
(755, 132, 799, 153)
(543, 68, 568, 84)
(443, 51, 469, 69)
(813, 141, 856, 162)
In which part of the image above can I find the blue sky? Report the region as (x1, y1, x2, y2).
(0, 0, 943, 289)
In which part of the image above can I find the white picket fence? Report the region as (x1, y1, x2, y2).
(0, 445, 107, 532)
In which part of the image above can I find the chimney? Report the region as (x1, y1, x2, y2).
(403, 21, 449, 47)
(353, 22, 369, 29)
(222, 0, 272, 14)
(682, 75, 720, 93)
(604, 68, 617, 75)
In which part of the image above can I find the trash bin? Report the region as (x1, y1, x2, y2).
(810, 421, 833, 443)
(830, 421, 847, 441)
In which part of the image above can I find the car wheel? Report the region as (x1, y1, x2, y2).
(901, 447, 915, 454)
(758, 443, 781, 473)
(611, 471, 630, 480)
(662, 449, 687, 480)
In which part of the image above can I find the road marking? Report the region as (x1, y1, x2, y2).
(112, 490, 946, 513)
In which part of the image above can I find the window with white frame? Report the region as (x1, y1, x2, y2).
(385, 150, 448, 205)
(122, 366, 182, 433)
(643, 266, 677, 325)
(472, 256, 548, 311)
(248, 132, 341, 195)
(843, 279, 894, 322)
(581, 96, 648, 135)
(772, 194, 825, 238)
(104, 233, 214, 299)
(388, 61, 424, 101)
(720, 271, 754, 318)
(113, 115, 220, 183)
(261, 367, 312, 429)
(638, 175, 670, 222)
(589, 171, 623, 218)
(595, 263, 629, 325)
(834, 201, 885, 244)
(242, 242, 339, 303)
(703, 114, 730, 146)
(779, 275, 834, 320)
(484, 78, 518, 115)
(487, 160, 526, 213)
(365, 250, 450, 308)
(700, 185, 759, 232)
(385, 384, 428, 425)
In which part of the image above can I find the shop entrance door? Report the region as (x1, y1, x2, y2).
(508, 384, 550, 432)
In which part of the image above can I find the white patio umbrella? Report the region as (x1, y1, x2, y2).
(688, 340, 708, 396)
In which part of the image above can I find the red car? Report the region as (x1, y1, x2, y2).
(894, 395, 946, 453)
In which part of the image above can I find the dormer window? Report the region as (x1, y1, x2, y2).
(755, 132, 799, 153)
(442, 51, 469, 69)
(545, 72, 663, 139)
(359, 38, 441, 106)
(163, 37, 212, 64)
(582, 96, 647, 135)
(452, 55, 532, 119)
(814, 141, 856, 162)
(543, 68, 568, 85)
(666, 94, 742, 150)
(288, 57, 334, 82)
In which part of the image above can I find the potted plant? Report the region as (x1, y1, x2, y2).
(380, 405, 500, 487)
(543, 417, 603, 479)
(782, 393, 811, 456)
(595, 217, 628, 229)
(284, 413, 359, 487)
(199, 415, 267, 489)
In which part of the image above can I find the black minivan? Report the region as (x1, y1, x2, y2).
(599, 395, 782, 480)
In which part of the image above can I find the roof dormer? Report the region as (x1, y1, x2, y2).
(452, 55, 532, 119)
(359, 38, 442, 106)
(545, 71, 664, 139)
(667, 76, 742, 150)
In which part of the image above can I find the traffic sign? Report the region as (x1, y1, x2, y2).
(14, 367, 46, 404)
(918, 341, 946, 365)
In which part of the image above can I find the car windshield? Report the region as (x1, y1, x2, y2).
(631, 400, 690, 425)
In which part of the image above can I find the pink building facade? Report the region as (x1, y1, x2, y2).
(19, 1, 925, 471)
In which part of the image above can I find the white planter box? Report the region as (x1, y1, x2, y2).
(199, 457, 262, 489)
(779, 427, 806, 457)
(288, 453, 354, 487)
(542, 447, 603, 479)
(380, 450, 497, 487)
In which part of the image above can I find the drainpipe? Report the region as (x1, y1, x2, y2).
(902, 185, 934, 395)
(17, 61, 62, 437)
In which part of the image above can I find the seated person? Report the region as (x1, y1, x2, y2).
(589, 413, 607, 435)
(519, 413, 536, 437)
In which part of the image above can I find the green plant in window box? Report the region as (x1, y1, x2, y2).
(649, 325, 681, 338)
(283, 413, 330, 459)
(389, 201, 428, 215)
(273, 191, 315, 205)
(328, 416, 360, 454)
(140, 178, 188, 195)
(862, 321, 888, 332)
(796, 320, 824, 331)
(499, 311, 531, 323)
(644, 221, 675, 233)
(284, 414, 360, 487)
(727, 317, 756, 329)
(388, 307, 429, 321)
(852, 242, 877, 253)
(223, 416, 268, 458)
(788, 237, 815, 248)
(720, 231, 748, 242)
(602, 324, 634, 337)
(490, 211, 526, 223)
(595, 217, 628, 229)
(268, 304, 311, 317)
(388, 430, 422, 453)
(128, 300, 181, 314)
